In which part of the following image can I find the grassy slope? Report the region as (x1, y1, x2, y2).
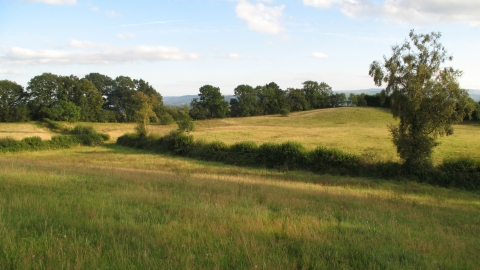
(1, 146, 479, 269)
(2, 107, 478, 163)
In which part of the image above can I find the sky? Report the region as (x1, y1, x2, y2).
(0, 0, 479, 96)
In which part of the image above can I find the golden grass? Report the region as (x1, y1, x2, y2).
(1, 146, 479, 268)
(0, 122, 54, 140)
(3, 107, 479, 164)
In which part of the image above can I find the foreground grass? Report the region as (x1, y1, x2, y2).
(1, 145, 479, 269)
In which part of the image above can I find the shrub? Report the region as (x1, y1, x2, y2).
(307, 146, 361, 175)
(227, 141, 259, 166)
(0, 137, 24, 152)
(49, 135, 80, 149)
(257, 142, 283, 169)
(21, 136, 44, 150)
(191, 140, 229, 161)
(43, 118, 70, 133)
(162, 130, 195, 155)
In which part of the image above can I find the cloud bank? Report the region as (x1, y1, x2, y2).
(1, 41, 200, 66)
(21, 0, 76, 5)
(304, 0, 480, 25)
(236, 0, 285, 34)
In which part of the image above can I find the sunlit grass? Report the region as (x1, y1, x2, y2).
(2, 107, 479, 163)
(0, 122, 54, 140)
(1, 146, 479, 268)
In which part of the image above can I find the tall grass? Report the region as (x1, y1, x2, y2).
(0, 147, 479, 269)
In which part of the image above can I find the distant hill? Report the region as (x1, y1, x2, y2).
(163, 89, 480, 107)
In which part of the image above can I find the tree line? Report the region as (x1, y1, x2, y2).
(1, 72, 479, 123)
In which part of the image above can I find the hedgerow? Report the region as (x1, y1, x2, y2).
(0, 122, 110, 153)
(115, 131, 480, 190)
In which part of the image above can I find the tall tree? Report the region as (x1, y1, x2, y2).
(0, 80, 29, 122)
(191, 85, 228, 119)
(369, 30, 470, 168)
(26, 73, 61, 120)
(258, 82, 287, 115)
(132, 92, 159, 136)
(73, 78, 104, 122)
(84, 73, 115, 110)
(230, 84, 260, 117)
(286, 88, 309, 112)
(301, 81, 333, 108)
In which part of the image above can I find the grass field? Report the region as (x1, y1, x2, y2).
(2, 107, 478, 164)
(1, 145, 479, 269)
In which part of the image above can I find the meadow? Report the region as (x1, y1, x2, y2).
(2, 107, 479, 164)
(1, 107, 479, 268)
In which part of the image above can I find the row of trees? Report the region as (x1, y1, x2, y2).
(189, 81, 350, 120)
(0, 73, 166, 123)
(1, 73, 387, 124)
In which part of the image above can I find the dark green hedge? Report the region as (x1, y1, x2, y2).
(0, 124, 110, 153)
(116, 131, 480, 190)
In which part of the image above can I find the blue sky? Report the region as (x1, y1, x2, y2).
(1, 0, 479, 96)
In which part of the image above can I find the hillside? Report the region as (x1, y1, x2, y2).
(1, 143, 479, 269)
(1, 107, 479, 164)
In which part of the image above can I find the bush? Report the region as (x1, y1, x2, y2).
(307, 146, 361, 175)
(257, 142, 283, 169)
(161, 130, 195, 155)
(43, 118, 70, 133)
(227, 141, 259, 166)
(190, 140, 228, 161)
(70, 125, 110, 145)
(49, 135, 80, 148)
(159, 113, 175, 125)
(21, 136, 43, 150)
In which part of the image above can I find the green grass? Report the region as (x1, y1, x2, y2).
(1, 145, 479, 269)
(2, 107, 479, 164)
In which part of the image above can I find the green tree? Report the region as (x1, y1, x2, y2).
(132, 92, 159, 136)
(84, 73, 115, 110)
(230, 84, 260, 117)
(329, 93, 347, 107)
(286, 88, 309, 112)
(369, 30, 470, 168)
(0, 80, 29, 122)
(73, 78, 104, 122)
(258, 82, 288, 115)
(191, 85, 228, 119)
(27, 73, 61, 120)
(56, 100, 81, 122)
(177, 104, 195, 133)
(347, 93, 357, 106)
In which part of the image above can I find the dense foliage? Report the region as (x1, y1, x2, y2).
(0, 123, 109, 153)
(370, 30, 472, 168)
(117, 132, 480, 190)
(3, 72, 478, 124)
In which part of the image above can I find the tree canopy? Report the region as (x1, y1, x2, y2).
(369, 30, 470, 168)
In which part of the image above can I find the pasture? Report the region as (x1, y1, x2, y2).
(0, 107, 480, 268)
(1, 145, 479, 269)
(2, 107, 479, 164)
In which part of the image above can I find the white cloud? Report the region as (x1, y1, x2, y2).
(106, 10, 123, 18)
(67, 40, 97, 48)
(91, 6, 100, 12)
(2, 43, 200, 66)
(0, 69, 26, 75)
(116, 34, 137, 40)
(303, 0, 339, 9)
(235, 0, 285, 34)
(21, 0, 77, 5)
(226, 53, 250, 60)
(303, 0, 480, 25)
(311, 52, 329, 59)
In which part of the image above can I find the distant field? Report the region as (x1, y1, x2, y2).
(1, 146, 479, 269)
(1, 107, 479, 163)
